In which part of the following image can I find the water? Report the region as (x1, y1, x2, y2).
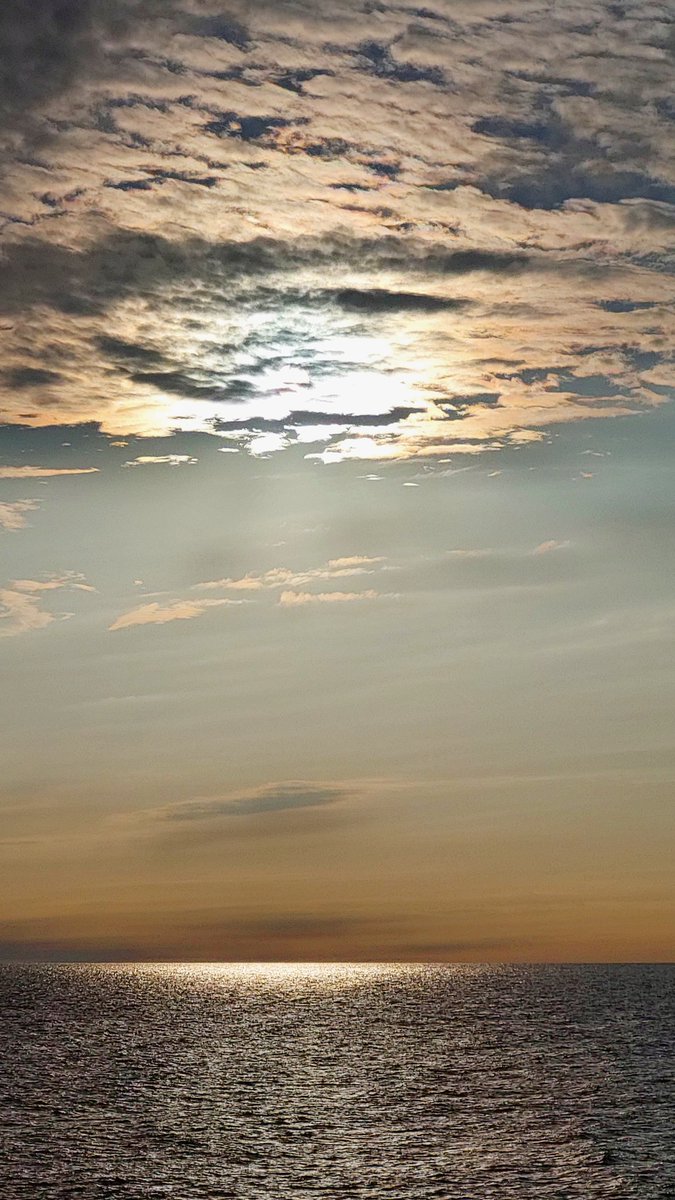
(0, 963, 673, 1199)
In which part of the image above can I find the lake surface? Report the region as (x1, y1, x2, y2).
(0, 963, 673, 1198)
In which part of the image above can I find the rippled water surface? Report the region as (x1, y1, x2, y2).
(1, 963, 673, 1198)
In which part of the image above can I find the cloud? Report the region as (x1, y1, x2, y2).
(0, 587, 57, 638)
(0, 499, 39, 531)
(11, 574, 94, 594)
(0, 573, 92, 638)
(327, 289, 470, 314)
(0, 910, 400, 961)
(109, 597, 238, 631)
(326, 556, 383, 569)
(0, 0, 129, 130)
(113, 556, 386, 626)
(1, 368, 62, 388)
(0, 467, 99, 478)
(195, 556, 385, 594)
(0, 0, 672, 458)
(278, 589, 379, 606)
(152, 781, 354, 824)
(123, 455, 198, 467)
(532, 540, 572, 556)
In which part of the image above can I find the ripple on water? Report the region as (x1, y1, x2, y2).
(0, 963, 673, 1199)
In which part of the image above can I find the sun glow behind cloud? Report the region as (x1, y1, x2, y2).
(0, 0, 674, 969)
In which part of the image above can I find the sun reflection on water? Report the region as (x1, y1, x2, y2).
(95, 961, 471, 994)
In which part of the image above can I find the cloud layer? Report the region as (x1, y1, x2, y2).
(0, 0, 671, 458)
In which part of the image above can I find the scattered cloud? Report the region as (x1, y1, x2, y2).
(108, 541, 577, 630)
(195, 556, 385, 595)
(0, 499, 39, 531)
(108, 555, 388, 628)
(279, 589, 379, 606)
(109, 597, 238, 631)
(0, 587, 56, 638)
(326, 556, 383, 570)
(0, 467, 99, 479)
(12, 573, 95, 594)
(123, 455, 198, 468)
(0, 573, 93, 638)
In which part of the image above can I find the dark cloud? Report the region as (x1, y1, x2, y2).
(328, 289, 469, 314)
(328, 182, 375, 193)
(0, 912, 403, 961)
(366, 160, 401, 179)
(129, 371, 254, 401)
(496, 366, 564, 385)
(95, 335, 164, 365)
(0, 936, 151, 963)
(0, 231, 532, 318)
(304, 136, 354, 160)
(491, 169, 675, 212)
(473, 115, 554, 143)
(1, 367, 62, 388)
(0, 0, 131, 131)
(213, 407, 421, 433)
(105, 178, 154, 191)
(441, 392, 502, 409)
(189, 13, 250, 50)
(159, 782, 353, 823)
(356, 40, 446, 87)
(596, 300, 658, 313)
(203, 113, 303, 142)
(272, 68, 334, 95)
(143, 168, 219, 188)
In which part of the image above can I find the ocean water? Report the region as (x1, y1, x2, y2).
(0, 963, 673, 1199)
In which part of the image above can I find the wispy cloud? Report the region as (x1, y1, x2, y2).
(109, 555, 386, 627)
(12, 574, 95, 594)
(279, 589, 379, 606)
(123, 455, 198, 468)
(532, 540, 572, 556)
(195, 556, 385, 594)
(0, 467, 99, 479)
(0, 499, 40, 531)
(146, 781, 355, 824)
(0, 573, 93, 638)
(109, 597, 240, 631)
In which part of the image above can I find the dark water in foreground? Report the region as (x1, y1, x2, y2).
(0, 964, 673, 1199)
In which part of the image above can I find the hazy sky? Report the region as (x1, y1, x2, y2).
(0, 0, 673, 962)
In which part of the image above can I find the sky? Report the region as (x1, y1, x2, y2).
(0, 0, 673, 963)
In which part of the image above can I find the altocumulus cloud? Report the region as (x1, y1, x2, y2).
(0, 0, 672, 458)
